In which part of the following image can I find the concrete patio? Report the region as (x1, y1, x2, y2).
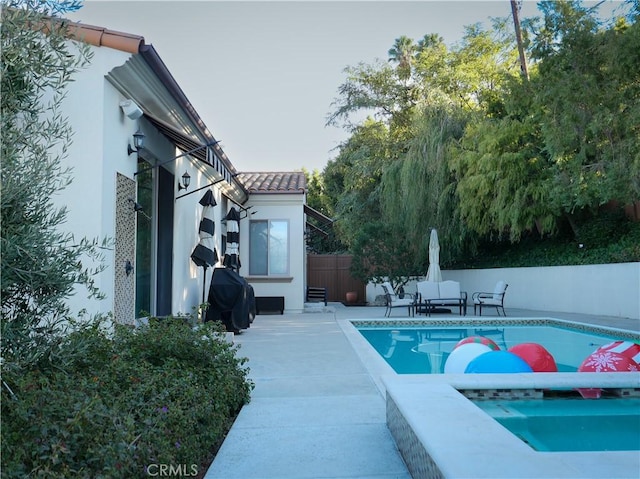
(204, 305, 639, 479)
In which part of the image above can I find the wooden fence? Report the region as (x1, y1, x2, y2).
(307, 254, 367, 304)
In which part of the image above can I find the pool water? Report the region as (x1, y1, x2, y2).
(357, 324, 634, 374)
(473, 396, 640, 452)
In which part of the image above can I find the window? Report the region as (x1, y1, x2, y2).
(249, 219, 289, 275)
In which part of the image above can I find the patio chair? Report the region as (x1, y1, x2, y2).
(381, 282, 416, 317)
(472, 281, 508, 316)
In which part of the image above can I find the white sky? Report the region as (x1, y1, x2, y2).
(67, 1, 592, 173)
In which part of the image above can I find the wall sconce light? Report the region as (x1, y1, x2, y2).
(125, 260, 134, 276)
(127, 129, 145, 156)
(178, 171, 191, 191)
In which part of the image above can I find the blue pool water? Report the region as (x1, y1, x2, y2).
(473, 397, 640, 451)
(356, 323, 637, 374)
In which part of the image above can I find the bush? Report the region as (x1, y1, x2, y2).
(451, 220, 640, 269)
(1, 318, 253, 478)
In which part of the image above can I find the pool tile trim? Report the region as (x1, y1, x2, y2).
(350, 317, 640, 341)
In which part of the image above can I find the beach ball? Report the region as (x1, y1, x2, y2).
(508, 343, 558, 372)
(444, 343, 492, 374)
(455, 336, 500, 351)
(577, 350, 639, 399)
(596, 341, 640, 364)
(578, 350, 639, 373)
(464, 350, 534, 374)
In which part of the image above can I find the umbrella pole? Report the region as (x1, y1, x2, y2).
(202, 265, 208, 305)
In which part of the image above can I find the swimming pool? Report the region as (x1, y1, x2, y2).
(472, 395, 640, 452)
(338, 317, 640, 478)
(356, 322, 635, 374)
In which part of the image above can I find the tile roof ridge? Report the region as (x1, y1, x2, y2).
(64, 20, 145, 54)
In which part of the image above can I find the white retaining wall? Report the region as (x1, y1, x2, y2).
(367, 262, 640, 319)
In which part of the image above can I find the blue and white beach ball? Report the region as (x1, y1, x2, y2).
(464, 350, 534, 373)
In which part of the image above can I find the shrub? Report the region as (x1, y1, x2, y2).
(1, 318, 253, 478)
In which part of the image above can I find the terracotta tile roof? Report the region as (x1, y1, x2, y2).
(62, 20, 145, 54)
(238, 172, 306, 194)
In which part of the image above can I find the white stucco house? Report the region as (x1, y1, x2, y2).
(55, 20, 314, 324)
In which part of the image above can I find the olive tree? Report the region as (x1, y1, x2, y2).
(1, 0, 106, 367)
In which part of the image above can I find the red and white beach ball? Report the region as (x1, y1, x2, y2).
(455, 336, 500, 351)
(578, 350, 639, 373)
(508, 343, 558, 372)
(577, 350, 639, 399)
(444, 343, 493, 373)
(596, 341, 640, 364)
(464, 350, 534, 374)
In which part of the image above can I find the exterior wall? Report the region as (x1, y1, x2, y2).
(445, 262, 640, 319)
(55, 44, 224, 321)
(171, 159, 228, 316)
(55, 46, 138, 320)
(242, 194, 306, 313)
(366, 262, 640, 319)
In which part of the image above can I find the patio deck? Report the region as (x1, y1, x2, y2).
(204, 305, 639, 479)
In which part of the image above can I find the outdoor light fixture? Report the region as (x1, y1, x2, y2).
(175, 172, 239, 200)
(127, 129, 145, 156)
(178, 171, 191, 190)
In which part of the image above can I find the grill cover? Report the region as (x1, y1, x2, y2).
(205, 267, 255, 331)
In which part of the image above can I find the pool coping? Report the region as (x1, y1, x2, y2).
(384, 374, 640, 479)
(338, 317, 640, 479)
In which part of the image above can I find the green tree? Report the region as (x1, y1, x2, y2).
(532, 1, 640, 217)
(1, 0, 105, 367)
(303, 168, 345, 253)
(452, 81, 556, 241)
(323, 119, 391, 250)
(349, 221, 419, 289)
(453, 1, 639, 243)
(382, 106, 472, 268)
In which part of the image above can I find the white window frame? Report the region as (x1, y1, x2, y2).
(249, 219, 290, 276)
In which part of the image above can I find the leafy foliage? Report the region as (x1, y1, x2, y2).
(454, 221, 640, 269)
(303, 168, 346, 254)
(323, 0, 639, 280)
(1, 317, 253, 478)
(349, 221, 421, 288)
(0, 1, 109, 368)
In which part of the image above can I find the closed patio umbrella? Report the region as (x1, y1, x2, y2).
(223, 207, 241, 272)
(191, 190, 218, 303)
(426, 228, 442, 282)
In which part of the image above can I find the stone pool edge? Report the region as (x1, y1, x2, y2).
(384, 373, 640, 479)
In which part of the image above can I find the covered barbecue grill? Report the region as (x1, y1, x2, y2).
(204, 267, 255, 332)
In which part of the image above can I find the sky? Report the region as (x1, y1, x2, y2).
(68, 1, 545, 172)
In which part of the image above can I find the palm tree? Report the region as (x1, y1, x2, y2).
(388, 35, 416, 81)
